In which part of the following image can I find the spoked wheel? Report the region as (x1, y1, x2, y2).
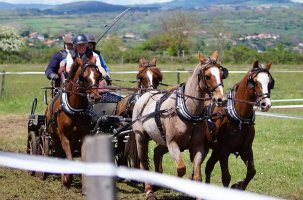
(27, 131, 38, 176)
(37, 125, 50, 180)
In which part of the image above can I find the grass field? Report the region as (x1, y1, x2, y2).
(0, 62, 302, 200)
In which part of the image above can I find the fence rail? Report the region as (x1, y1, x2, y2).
(0, 135, 281, 200)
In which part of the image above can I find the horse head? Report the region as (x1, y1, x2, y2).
(247, 61, 274, 112)
(197, 51, 228, 105)
(68, 57, 102, 102)
(137, 57, 163, 89)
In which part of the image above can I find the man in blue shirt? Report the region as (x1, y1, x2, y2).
(45, 33, 73, 87)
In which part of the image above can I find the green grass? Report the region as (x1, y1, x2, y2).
(0, 63, 302, 199)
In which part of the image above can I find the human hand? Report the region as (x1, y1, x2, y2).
(49, 73, 59, 80)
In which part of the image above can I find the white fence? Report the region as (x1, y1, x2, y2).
(0, 136, 281, 200)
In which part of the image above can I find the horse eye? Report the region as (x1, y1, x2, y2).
(205, 75, 211, 80)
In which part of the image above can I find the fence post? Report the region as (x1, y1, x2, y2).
(177, 69, 180, 84)
(83, 135, 116, 200)
(1, 70, 5, 97)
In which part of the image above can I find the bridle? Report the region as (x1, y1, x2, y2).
(247, 67, 275, 106)
(76, 63, 102, 92)
(137, 62, 159, 89)
(198, 58, 229, 97)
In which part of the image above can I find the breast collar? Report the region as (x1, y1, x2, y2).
(176, 84, 207, 122)
(60, 92, 93, 116)
(226, 89, 255, 126)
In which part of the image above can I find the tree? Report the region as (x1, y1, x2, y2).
(144, 11, 200, 56)
(0, 26, 24, 53)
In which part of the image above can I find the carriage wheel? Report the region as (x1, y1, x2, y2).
(27, 131, 38, 176)
(37, 125, 50, 180)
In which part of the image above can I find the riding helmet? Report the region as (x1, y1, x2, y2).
(86, 34, 96, 43)
(73, 34, 88, 45)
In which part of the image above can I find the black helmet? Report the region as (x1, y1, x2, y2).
(86, 34, 96, 43)
(73, 34, 88, 45)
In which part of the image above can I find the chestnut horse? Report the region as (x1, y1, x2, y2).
(132, 51, 228, 199)
(116, 57, 163, 118)
(204, 61, 275, 190)
(45, 57, 101, 187)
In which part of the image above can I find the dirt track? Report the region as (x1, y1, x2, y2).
(0, 114, 28, 152)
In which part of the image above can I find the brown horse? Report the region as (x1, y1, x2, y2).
(204, 61, 275, 190)
(115, 58, 163, 168)
(116, 57, 163, 118)
(45, 57, 101, 187)
(132, 51, 228, 199)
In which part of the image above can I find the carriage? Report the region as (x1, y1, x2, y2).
(26, 90, 133, 175)
(26, 57, 161, 182)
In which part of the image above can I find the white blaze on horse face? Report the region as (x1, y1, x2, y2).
(147, 70, 153, 88)
(89, 71, 96, 85)
(210, 67, 224, 96)
(257, 73, 271, 111)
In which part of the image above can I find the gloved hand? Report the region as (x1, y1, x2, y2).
(49, 73, 59, 80)
(104, 74, 112, 85)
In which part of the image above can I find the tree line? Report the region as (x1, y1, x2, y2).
(1, 11, 303, 66)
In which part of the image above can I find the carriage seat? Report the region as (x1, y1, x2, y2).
(99, 92, 123, 103)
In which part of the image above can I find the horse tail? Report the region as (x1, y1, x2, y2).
(125, 131, 140, 168)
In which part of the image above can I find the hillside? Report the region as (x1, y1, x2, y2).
(0, 0, 301, 13)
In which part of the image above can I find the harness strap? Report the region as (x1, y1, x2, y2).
(154, 92, 172, 137)
(226, 89, 255, 128)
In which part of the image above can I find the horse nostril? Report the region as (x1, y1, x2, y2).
(261, 102, 266, 107)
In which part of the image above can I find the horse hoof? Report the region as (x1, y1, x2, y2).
(146, 192, 157, 200)
(231, 181, 244, 190)
(177, 166, 186, 177)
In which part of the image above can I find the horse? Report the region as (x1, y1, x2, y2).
(116, 57, 163, 118)
(131, 51, 228, 199)
(45, 57, 102, 187)
(204, 61, 275, 190)
(115, 57, 163, 168)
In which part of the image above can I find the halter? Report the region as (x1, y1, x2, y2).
(247, 67, 275, 107)
(198, 58, 228, 97)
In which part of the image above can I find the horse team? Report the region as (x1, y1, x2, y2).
(44, 51, 275, 199)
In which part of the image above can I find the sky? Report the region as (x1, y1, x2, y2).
(1, 0, 173, 5)
(1, 0, 303, 5)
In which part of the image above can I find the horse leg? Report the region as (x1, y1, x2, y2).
(231, 147, 256, 190)
(135, 131, 155, 199)
(153, 145, 168, 174)
(167, 141, 186, 177)
(219, 150, 231, 187)
(59, 133, 73, 188)
(205, 150, 219, 184)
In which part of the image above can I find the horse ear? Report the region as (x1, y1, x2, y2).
(210, 50, 219, 61)
(265, 62, 272, 70)
(253, 60, 259, 69)
(151, 57, 157, 66)
(198, 52, 205, 63)
(139, 58, 145, 66)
